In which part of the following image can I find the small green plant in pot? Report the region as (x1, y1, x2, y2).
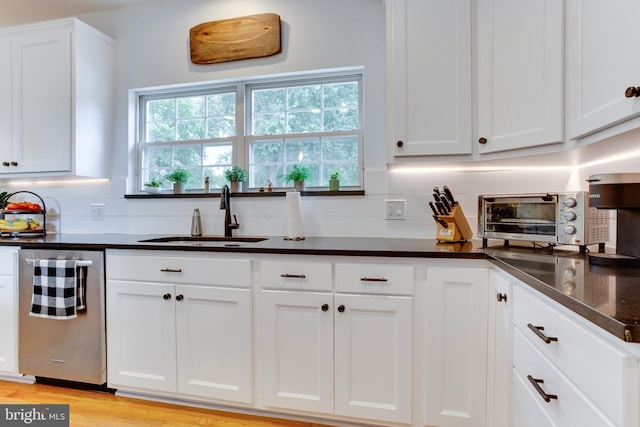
(144, 177, 163, 194)
(329, 172, 340, 191)
(284, 164, 312, 192)
(224, 165, 248, 192)
(166, 168, 191, 194)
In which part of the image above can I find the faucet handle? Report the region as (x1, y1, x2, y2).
(231, 214, 240, 230)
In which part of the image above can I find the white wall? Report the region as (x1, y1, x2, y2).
(2, 0, 639, 241)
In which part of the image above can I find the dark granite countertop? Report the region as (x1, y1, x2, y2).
(3, 233, 639, 343)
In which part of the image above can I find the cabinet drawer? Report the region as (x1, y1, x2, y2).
(335, 262, 413, 295)
(513, 285, 636, 426)
(258, 259, 332, 291)
(0, 248, 16, 275)
(107, 253, 251, 287)
(513, 329, 614, 427)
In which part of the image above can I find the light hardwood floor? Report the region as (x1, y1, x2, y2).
(0, 380, 334, 427)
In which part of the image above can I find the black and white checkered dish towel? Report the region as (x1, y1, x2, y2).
(29, 259, 87, 320)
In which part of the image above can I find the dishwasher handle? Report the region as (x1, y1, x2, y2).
(24, 258, 93, 267)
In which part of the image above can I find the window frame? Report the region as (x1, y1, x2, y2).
(134, 68, 364, 193)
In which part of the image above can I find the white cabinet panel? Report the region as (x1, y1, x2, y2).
(476, 0, 564, 154)
(260, 290, 334, 413)
(388, 0, 473, 156)
(425, 267, 489, 427)
(106, 280, 177, 392)
(567, 0, 640, 139)
(334, 293, 412, 424)
(176, 285, 252, 403)
(0, 248, 18, 374)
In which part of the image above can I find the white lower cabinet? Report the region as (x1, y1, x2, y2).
(0, 247, 18, 374)
(259, 258, 413, 424)
(512, 283, 640, 427)
(424, 266, 489, 427)
(106, 251, 253, 404)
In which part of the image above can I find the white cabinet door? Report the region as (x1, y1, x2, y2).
(486, 271, 513, 427)
(0, 274, 17, 373)
(176, 285, 252, 403)
(0, 36, 11, 166)
(260, 290, 334, 413)
(567, 0, 640, 139)
(106, 280, 177, 392)
(11, 28, 72, 174)
(334, 293, 412, 424)
(424, 267, 489, 427)
(388, 0, 473, 156)
(476, 0, 564, 154)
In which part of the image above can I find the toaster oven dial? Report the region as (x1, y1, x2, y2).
(563, 211, 577, 221)
(563, 224, 577, 235)
(563, 197, 578, 208)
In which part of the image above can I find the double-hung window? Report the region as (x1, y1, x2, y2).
(136, 70, 363, 192)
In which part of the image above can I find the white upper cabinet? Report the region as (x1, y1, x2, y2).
(476, 0, 564, 154)
(0, 18, 113, 177)
(388, 0, 473, 156)
(567, 0, 640, 140)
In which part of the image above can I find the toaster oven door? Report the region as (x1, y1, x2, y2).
(480, 194, 558, 242)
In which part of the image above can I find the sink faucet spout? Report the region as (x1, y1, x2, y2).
(220, 185, 240, 237)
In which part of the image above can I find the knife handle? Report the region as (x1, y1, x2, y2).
(443, 186, 458, 206)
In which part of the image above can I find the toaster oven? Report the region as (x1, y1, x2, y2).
(478, 192, 610, 250)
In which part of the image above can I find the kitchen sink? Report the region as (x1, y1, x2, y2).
(138, 236, 268, 244)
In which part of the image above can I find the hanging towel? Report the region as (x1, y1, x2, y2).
(29, 260, 86, 320)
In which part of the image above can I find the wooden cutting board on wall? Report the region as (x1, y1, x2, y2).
(190, 13, 281, 64)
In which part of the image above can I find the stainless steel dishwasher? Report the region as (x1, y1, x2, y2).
(18, 248, 106, 385)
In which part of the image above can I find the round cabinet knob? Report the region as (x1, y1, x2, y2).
(337, 305, 345, 313)
(396, 140, 404, 148)
(478, 137, 488, 145)
(496, 293, 508, 303)
(321, 304, 329, 312)
(563, 198, 577, 208)
(625, 86, 640, 98)
(10, 162, 17, 167)
(2, 162, 9, 167)
(163, 293, 172, 300)
(563, 225, 577, 235)
(176, 294, 184, 302)
(563, 211, 577, 221)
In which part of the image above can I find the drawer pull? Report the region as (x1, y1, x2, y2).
(360, 277, 388, 282)
(160, 268, 182, 273)
(527, 375, 558, 402)
(527, 323, 558, 344)
(280, 273, 306, 279)
(496, 293, 508, 302)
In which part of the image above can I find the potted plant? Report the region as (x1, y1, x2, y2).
(166, 168, 191, 194)
(284, 164, 312, 192)
(144, 177, 163, 194)
(329, 172, 340, 191)
(224, 165, 248, 192)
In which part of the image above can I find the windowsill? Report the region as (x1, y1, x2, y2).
(124, 190, 365, 199)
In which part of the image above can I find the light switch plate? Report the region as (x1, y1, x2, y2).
(385, 199, 406, 220)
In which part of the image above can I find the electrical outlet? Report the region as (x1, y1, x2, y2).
(384, 199, 406, 220)
(90, 203, 105, 220)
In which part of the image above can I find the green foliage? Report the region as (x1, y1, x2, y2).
(144, 177, 163, 187)
(283, 164, 312, 183)
(166, 168, 191, 184)
(330, 172, 340, 180)
(224, 165, 248, 182)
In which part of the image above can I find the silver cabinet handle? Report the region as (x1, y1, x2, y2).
(360, 277, 388, 282)
(281, 273, 306, 279)
(160, 268, 182, 273)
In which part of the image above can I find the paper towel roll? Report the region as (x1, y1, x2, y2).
(286, 191, 304, 240)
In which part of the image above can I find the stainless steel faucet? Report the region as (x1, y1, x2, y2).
(220, 184, 240, 237)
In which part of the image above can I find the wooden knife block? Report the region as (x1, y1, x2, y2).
(435, 205, 473, 242)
